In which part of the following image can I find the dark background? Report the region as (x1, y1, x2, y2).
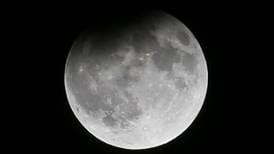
(4, 1, 270, 153)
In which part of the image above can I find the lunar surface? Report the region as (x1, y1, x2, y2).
(64, 12, 208, 149)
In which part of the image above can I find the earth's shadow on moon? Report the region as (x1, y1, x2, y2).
(65, 10, 208, 150)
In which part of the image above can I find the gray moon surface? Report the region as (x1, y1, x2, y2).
(64, 12, 208, 149)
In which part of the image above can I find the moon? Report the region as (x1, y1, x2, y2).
(64, 12, 208, 149)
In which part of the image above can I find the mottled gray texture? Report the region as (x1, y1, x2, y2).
(174, 77, 186, 90)
(66, 50, 144, 129)
(68, 73, 119, 113)
(67, 68, 143, 128)
(102, 113, 118, 127)
(177, 30, 190, 46)
(115, 65, 141, 88)
(122, 91, 142, 119)
(182, 52, 196, 73)
(152, 42, 181, 73)
(131, 30, 159, 54)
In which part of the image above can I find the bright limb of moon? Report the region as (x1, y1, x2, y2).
(64, 11, 208, 149)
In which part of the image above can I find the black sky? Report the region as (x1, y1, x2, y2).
(4, 1, 270, 153)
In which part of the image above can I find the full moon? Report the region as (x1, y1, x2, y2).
(64, 12, 208, 149)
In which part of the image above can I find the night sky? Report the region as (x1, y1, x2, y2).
(4, 1, 269, 153)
